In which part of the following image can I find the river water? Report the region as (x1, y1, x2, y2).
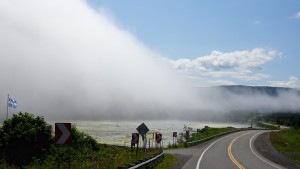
(51, 120, 249, 147)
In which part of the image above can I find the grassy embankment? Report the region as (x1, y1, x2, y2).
(166, 126, 237, 149)
(154, 154, 176, 169)
(270, 128, 300, 164)
(189, 127, 236, 142)
(260, 123, 280, 130)
(1, 144, 162, 169)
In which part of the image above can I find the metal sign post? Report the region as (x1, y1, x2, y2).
(136, 123, 149, 161)
(185, 130, 190, 147)
(173, 132, 177, 147)
(144, 134, 147, 160)
(55, 123, 72, 169)
(131, 133, 139, 157)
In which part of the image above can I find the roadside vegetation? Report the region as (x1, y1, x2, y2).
(168, 125, 237, 148)
(270, 128, 300, 164)
(188, 126, 236, 142)
(263, 112, 300, 129)
(264, 112, 300, 164)
(0, 112, 161, 169)
(154, 154, 176, 169)
(258, 123, 280, 130)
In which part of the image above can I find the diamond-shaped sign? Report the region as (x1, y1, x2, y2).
(136, 123, 149, 135)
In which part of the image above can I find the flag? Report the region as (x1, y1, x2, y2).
(8, 97, 17, 108)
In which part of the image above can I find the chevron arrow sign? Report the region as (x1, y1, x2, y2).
(55, 123, 72, 145)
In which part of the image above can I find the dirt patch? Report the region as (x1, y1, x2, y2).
(171, 154, 191, 169)
(254, 132, 300, 169)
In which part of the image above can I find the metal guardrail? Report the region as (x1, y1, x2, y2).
(186, 128, 249, 146)
(129, 152, 164, 169)
(118, 152, 164, 169)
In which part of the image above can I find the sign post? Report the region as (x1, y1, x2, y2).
(136, 123, 149, 161)
(185, 130, 190, 147)
(173, 132, 177, 147)
(55, 123, 72, 169)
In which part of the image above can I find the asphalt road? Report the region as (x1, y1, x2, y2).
(165, 130, 287, 169)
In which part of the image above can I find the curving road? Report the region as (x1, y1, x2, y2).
(165, 130, 287, 169)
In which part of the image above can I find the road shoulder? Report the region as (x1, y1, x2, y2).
(254, 132, 300, 169)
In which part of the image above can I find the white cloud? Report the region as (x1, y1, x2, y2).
(164, 48, 280, 81)
(269, 76, 300, 89)
(290, 12, 300, 19)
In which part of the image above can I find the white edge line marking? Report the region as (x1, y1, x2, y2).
(196, 131, 242, 169)
(250, 132, 283, 169)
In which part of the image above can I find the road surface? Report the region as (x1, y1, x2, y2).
(165, 130, 287, 169)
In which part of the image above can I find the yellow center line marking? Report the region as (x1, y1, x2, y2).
(227, 132, 249, 169)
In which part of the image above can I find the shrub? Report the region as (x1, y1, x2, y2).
(71, 125, 99, 151)
(0, 112, 53, 166)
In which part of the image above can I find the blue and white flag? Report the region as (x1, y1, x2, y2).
(8, 98, 17, 108)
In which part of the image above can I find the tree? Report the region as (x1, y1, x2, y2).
(0, 112, 53, 166)
(177, 125, 193, 145)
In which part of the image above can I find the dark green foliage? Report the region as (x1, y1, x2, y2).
(259, 123, 280, 130)
(0, 114, 161, 168)
(28, 125, 101, 168)
(71, 125, 99, 151)
(264, 113, 300, 129)
(0, 112, 53, 166)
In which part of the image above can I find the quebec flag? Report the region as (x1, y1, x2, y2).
(8, 98, 17, 108)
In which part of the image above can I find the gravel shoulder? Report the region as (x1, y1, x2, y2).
(254, 132, 300, 169)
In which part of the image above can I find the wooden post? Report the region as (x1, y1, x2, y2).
(68, 145, 71, 169)
(57, 145, 60, 169)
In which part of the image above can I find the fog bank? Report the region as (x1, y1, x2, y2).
(0, 0, 299, 121)
(0, 0, 199, 120)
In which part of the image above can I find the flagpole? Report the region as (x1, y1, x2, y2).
(6, 94, 9, 120)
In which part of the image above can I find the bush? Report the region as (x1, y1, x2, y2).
(71, 125, 99, 151)
(28, 125, 100, 168)
(0, 112, 53, 166)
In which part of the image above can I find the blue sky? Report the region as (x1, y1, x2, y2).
(87, 0, 300, 88)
